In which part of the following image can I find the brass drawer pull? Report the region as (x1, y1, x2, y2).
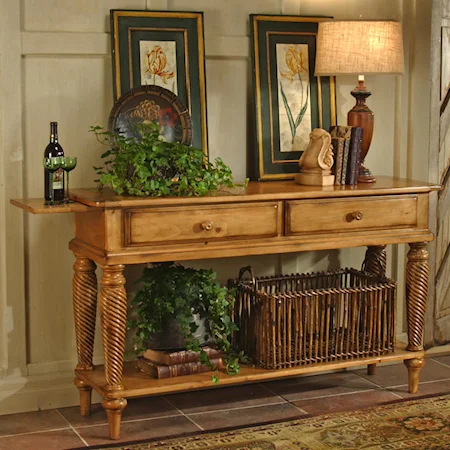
(350, 211, 363, 221)
(202, 221, 213, 231)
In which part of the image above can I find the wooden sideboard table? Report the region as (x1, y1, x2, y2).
(11, 177, 440, 440)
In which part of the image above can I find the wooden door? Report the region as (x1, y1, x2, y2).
(427, 0, 450, 346)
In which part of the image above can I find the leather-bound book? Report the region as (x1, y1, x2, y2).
(330, 126, 352, 184)
(346, 127, 364, 185)
(136, 357, 224, 379)
(142, 346, 221, 366)
(330, 137, 345, 185)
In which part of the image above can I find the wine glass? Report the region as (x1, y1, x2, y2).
(43, 156, 62, 205)
(60, 156, 78, 203)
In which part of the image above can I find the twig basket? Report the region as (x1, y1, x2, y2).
(230, 267, 397, 369)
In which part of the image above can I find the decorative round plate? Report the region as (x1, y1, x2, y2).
(108, 85, 193, 145)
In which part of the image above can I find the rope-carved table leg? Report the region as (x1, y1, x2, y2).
(363, 245, 386, 375)
(363, 245, 387, 276)
(100, 264, 128, 440)
(404, 242, 429, 393)
(73, 253, 98, 416)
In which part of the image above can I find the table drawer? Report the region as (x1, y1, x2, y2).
(124, 202, 281, 246)
(286, 195, 418, 235)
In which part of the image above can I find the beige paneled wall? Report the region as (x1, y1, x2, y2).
(172, 0, 276, 36)
(23, 0, 146, 32)
(297, 0, 399, 19)
(0, 0, 416, 414)
(23, 57, 114, 198)
(0, 0, 27, 382)
(205, 58, 249, 180)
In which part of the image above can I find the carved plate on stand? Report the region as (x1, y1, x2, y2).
(108, 85, 193, 145)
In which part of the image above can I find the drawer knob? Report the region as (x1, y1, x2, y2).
(201, 221, 213, 231)
(350, 211, 363, 221)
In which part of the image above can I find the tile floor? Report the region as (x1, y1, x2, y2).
(1, 354, 450, 449)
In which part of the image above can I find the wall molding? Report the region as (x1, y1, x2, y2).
(205, 36, 249, 59)
(21, 32, 250, 58)
(281, 0, 301, 15)
(0, 52, 6, 372)
(146, 0, 169, 9)
(0, 0, 27, 379)
(22, 32, 110, 56)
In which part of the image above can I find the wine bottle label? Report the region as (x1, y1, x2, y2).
(52, 169, 63, 190)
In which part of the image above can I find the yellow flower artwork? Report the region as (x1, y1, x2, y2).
(140, 41, 177, 94)
(276, 44, 312, 152)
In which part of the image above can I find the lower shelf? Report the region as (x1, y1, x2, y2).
(75, 343, 423, 399)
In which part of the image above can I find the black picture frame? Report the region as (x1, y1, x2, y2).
(110, 10, 208, 156)
(250, 15, 337, 180)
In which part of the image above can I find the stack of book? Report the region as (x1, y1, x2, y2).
(329, 125, 364, 185)
(136, 346, 223, 379)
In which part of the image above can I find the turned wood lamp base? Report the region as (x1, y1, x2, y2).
(347, 76, 376, 183)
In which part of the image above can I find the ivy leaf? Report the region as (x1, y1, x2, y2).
(90, 122, 238, 197)
(127, 262, 244, 381)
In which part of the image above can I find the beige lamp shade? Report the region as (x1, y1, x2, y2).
(314, 21, 404, 76)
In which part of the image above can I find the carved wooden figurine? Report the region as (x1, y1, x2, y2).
(295, 128, 335, 186)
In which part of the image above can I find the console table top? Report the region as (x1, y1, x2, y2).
(10, 176, 441, 215)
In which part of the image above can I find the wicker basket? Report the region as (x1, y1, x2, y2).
(230, 267, 397, 369)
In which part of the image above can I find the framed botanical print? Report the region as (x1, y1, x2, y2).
(110, 10, 208, 155)
(250, 15, 337, 180)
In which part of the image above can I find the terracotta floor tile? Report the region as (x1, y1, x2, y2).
(0, 410, 69, 437)
(165, 384, 284, 414)
(389, 378, 450, 398)
(76, 415, 200, 446)
(292, 389, 401, 414)
(188, 403, 304, 431)
(261, 371, 378, 402)
(58, 396, 179, 427)
(354, 358, 450, 388)
(0, 429, 84, 450)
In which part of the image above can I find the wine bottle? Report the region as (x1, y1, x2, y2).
(44, 122, 65, 202)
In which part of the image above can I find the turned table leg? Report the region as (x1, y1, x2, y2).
(363, 245, 387, 276)
(364, 246, 386, 374)
(404, 358, 425, 394)
(405, 242, 429, 394)
(367, 363, 377, 375)
(100, 264, 128, 440)
(73, 253, 98, 416)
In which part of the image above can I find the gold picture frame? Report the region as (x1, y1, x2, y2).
(250, 15, 337, 180)
(110, 10, 208, 156)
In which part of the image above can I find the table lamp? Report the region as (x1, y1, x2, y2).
(314, 21, 404, 183)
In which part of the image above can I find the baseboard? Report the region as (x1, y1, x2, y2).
(0, 369, 102, 415)
(396, 332, 407, 344)
(425, 342, 450, 357)
(26, 356, 104, 376)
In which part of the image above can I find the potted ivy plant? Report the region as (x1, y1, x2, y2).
(128, 262, 246, 379)
(91, 122, 246, 197)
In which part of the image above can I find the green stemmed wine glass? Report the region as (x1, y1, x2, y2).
(43, 156, 62, 205)
(60, 156, 77, 203)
